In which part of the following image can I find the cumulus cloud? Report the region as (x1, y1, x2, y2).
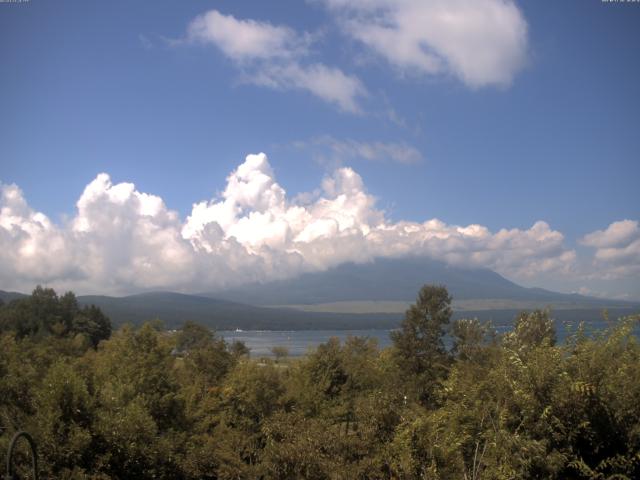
(187, 10, 306, 61)
(0, 184, 77, 284)
(0, 153, 579, 295)
(319, 0, 528, 88)
(581, 220, 640, 279)
(295, 135, 424, 167)
(185, 10, 366, 113)
(581, 219, 639, 249)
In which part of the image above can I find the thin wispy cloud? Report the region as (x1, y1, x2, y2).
(184, 10, 367, 113)
(294, 135, 424, 167)
(249, 63, 367, 114)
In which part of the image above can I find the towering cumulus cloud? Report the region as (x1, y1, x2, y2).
(1, 153, 577, 294)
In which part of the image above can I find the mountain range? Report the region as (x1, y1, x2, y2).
(1, 257, 637, 330)
(209, 257, 621, 306)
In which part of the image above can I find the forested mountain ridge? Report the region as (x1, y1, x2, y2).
(2, 256, 638, 330)
(73, 291, 400, 330)
(2, 287, 638, 331)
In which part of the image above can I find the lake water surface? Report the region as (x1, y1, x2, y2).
(220, 319, 638, 357)
(220, 329, 395, 357)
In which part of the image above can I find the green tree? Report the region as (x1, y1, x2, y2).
(0, 287, 111, 347)
(451, 317, 495, 362)
(29, 360, 94, 477)
(391, 284, 452, 406)
(271, 345, 289, 363)
(503, 309, 556, 353)
(176, 320, 214, 352)
(87, 323, 186, 478)
(230, 339, 250, 359)
(72, 305, 112, 347)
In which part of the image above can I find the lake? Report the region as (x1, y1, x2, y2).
(219, 319, 637, 357)
(220, 329, 395, 357)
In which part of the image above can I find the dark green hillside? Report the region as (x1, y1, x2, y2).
(0, 289, 27, 304)
(76, 291, 402, 330)
(76, 293, 640, 331)
(3, 287, 638, 331)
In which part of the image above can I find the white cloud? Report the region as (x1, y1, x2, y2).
(182, 3, 528, 111)
(187, 10, 305, 61)
(296, 135, 424, 166)
(69, 173, 198, 291)
(581, 220, 640, 279)
(250, 63, 367, 113)
(0, 153, 579, 295)
(581, 219, 639, 249)
(0, 184, 77, 284)
(185, 10, 366, 113)
(574, 287, 634, 301)
(320, 0, 528, 88)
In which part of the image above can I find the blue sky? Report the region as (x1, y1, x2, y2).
(0, 0, 638, 298)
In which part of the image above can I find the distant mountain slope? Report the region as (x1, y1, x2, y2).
(75, 292, 401, 330)
(78, 291, 636, 331)
(0, 290, 27, 303)
(2, 258, 637, 331)
(208, 256, 628, 307)
(2, 287, 638, 331)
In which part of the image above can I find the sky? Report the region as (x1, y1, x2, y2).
(0, 0, 638, 299)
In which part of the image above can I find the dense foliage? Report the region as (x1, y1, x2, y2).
(0, 286, 111, 347)
(1, 286, 639, 479)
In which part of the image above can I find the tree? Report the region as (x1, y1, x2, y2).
(503, 309, 556, 353)
(0, 287, 111, 347)
(88, 323, 185, 478)
(72, 305, 112, 347)
(176, 320, 215, 353)
(391, 284, 452, 407)
(30, 361, 94, 477)
(271, 345, 289, 363)
(230, 340, 250, 359)
(451, 317, 495, 362)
